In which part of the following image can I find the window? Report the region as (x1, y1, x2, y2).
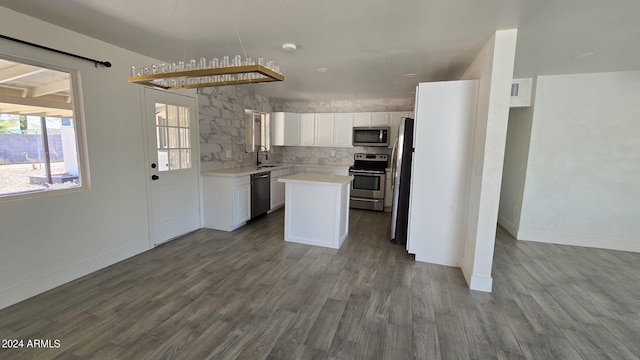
(0, 57, 85, 198)
(155, 103, 191, 171)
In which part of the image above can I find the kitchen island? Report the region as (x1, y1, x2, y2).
(278, 173, 352, 249)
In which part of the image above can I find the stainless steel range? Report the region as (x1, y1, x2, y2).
(349, 153, 388, 211)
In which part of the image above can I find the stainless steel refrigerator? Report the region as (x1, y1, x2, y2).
(390, 117, 414, 245)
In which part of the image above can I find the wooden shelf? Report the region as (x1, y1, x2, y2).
(128, 64, 284, 90)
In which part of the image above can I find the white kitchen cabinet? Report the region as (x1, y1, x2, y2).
(203, 175, 251, 231)
(271, 112, 285, 146)
(353, 112, 372, 126)
(371, 112, 390, 125)
(234, 177, 251, 225)
(284, 113, 302, 145)
(270, 168, 291, 211)
(300, 113, 316, 146)
(271, 112, 302, 146)
(334, 113, 353, 146)
(315, 113, 334, 146)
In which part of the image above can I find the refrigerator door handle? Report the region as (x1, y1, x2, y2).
(390, 137, 398, 187)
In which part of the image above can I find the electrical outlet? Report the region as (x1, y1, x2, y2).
(226, 150, 232, 158)
(330, 150, 336, 157)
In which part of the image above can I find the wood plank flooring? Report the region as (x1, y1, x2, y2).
(1, 209, 639, 359)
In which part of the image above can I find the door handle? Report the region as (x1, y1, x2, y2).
(151, 175, 159, 181)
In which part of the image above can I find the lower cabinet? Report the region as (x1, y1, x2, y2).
(270, 168, 291, 211)
(203, 175, 251, 231)
(234, 177, 251, 225)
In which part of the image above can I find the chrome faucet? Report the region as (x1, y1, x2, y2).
(256, 145, 268, 166)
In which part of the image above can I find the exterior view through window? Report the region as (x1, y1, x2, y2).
(0, 58, 83, 198)
(155, 103, 191, 171)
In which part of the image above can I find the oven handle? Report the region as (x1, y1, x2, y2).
(350, 197, 384, 202)
(349, 169, 385, 175)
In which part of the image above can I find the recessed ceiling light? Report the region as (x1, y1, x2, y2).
(404, 73, 417, 78)
(572, 52, 595, 60)
(316, 67, 328, 73)
(282, 43, 297, 52)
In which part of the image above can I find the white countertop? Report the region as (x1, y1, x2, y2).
(201, 164, 294, 177)
(278, 173, 352, 185)
(201, 163, 350, 177)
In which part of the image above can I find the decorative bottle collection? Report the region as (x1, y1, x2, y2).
(130, 55, 282, 87)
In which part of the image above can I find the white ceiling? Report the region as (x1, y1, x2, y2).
(1, 0, 639, 101)
(0, 59, 73, 117)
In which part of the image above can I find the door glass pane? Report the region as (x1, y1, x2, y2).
(168, 149, 180, 170)
(168, 127, 179, 148)
(179, 107, 189, 127)
(180, 128, 190, 148)
(167, 105, 178, 127)
(154, 103, 191, 172)
(180, 149, 191, 169)
(158, 150, 169, 171)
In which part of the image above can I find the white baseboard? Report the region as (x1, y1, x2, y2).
(497, 213, 518, 238)
(461, 266, 493, 293)
(517, 230, 640, 253)
(0, 239, 150, 310)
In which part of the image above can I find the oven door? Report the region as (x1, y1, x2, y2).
(349, 170, 385, 199)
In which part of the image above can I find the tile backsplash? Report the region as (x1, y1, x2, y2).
(282, 146, 391, 166)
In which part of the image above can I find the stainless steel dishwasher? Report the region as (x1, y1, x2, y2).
(251, 171, 271, 219)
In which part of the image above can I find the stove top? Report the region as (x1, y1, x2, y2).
(350, 153, 388, 172)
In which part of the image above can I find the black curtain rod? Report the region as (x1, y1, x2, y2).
(0, 34, 111, 68)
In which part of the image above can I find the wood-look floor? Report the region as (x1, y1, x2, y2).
(1, 209, 639, 360)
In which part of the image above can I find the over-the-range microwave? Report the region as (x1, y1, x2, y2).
(352, 127, 390, 147)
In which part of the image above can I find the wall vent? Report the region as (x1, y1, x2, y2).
(511, 83, 520, 97)
(510, 78, 534, 108)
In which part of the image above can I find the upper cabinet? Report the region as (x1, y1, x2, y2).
(333, 113, 353, 146)
(272, 110, 412, 148)
(315, 113, 334, 145)
(272, 112, 301, 146)
(371, 112, 390, 125)
(353, 112, 372, 126)
(300, 113, 316, 146)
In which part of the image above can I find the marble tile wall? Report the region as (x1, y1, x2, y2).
(198, 86, 283, 172)
(272, 98, 414, 113)
(198, 90, 411, 170)
(283, 146, 391, 166)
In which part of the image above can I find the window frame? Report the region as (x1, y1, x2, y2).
(0, 52, 90, 203)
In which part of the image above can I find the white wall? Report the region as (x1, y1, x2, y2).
(498, 106, 534, 236)
(517, 71, 640, 252)
(459, 29, 518, 292)
(0, 8, 160, 309)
